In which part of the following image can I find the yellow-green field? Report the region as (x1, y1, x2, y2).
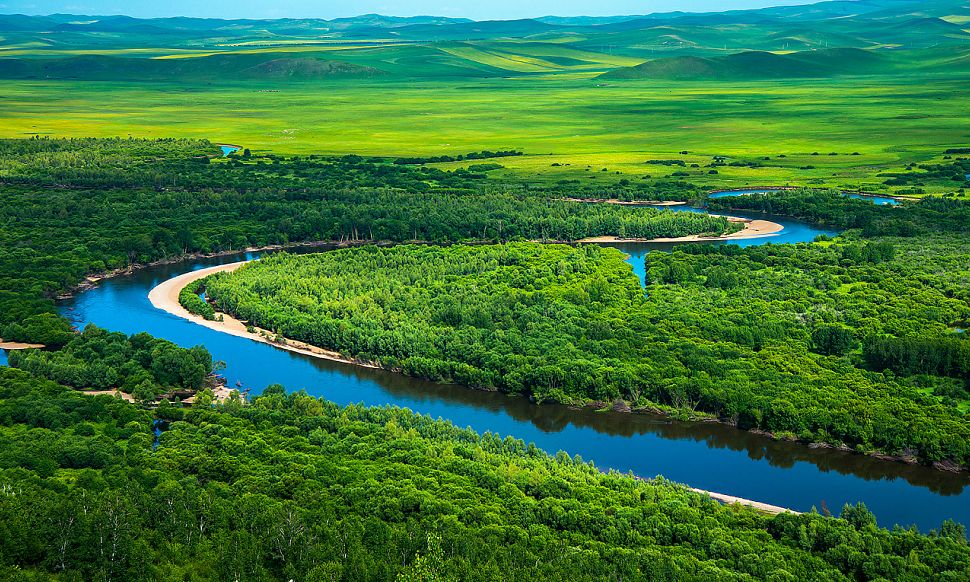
(2, 71, 967, 193)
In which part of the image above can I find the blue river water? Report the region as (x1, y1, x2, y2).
(709, 189, 901, 206)
(29, 206, 966, 531)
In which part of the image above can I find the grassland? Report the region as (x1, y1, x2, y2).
(0, 69, 967, 194)
(0, 1, 968, 194)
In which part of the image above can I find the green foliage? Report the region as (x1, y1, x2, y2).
(394, 150, 522, 165)
(644, 236, 970, 463)
(179, 280, 216, 321)
(812, 324, 856, 357)
(1, 367, 968, 580)
(0, 138, 730, 344)
(8, 324, 212, 393)
(864, 335, 970, 379)
(203, 244, 645, 402)
(881, 157, 970, 187)
(204, 235, 970, 466)
(708, 190, 970, 236)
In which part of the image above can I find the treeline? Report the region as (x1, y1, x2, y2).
(393, 150, 523, 165)
(707, 189, 970, 236)
(864, 335, 970, 379)
(179, 280, 217, 320)
(565, 178, 709, 202)
(0, 137, 731, 346)
(8, 325, 212, 400)
(0, 136, 219, 188)
(644, 236, 969, 463)
(880, 157, 970, 187)
(1, 368, 968, 581)
(200, 239, 970, 467)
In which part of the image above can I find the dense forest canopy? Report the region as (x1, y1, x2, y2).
(0, 136, 968, 578)
(7, 325, 213, 401)
(2, 0, 970, 573)
(707, 190, 970, 237)
(0, 137, 730, 347)
(1, 368, 969, 581)
(197, 234, 970, 469)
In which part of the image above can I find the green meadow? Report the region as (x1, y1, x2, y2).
(1, 2, 969, 194)
(1, 70, 968, 193)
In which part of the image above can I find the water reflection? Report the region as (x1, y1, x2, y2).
(290, 343, 967, 495)
(55, 218, 969, 530)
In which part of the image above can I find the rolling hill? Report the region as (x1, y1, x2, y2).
(600, 47, 889, 80)
(0, 53, 384, 81)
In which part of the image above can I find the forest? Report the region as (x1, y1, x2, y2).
(1, 367, 969, 581)
(1, 136, 969, 578)
(197, 231, 970, 469)
(706, 190, 970, 236)
(7, 325, 213, 401)
(0, 138, 731, 347)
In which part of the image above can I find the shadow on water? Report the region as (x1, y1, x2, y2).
(55, 211, 969, 530)
(289, 344, 968, 496)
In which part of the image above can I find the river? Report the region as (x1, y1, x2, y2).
(49, 207, 970, 531)
(709, 189, 902, 206)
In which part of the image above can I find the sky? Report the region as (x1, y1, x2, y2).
(0, 0, 818, 20)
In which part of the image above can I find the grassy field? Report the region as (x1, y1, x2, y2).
(1, 71, 967, 194)
(1, 0, 968, 194)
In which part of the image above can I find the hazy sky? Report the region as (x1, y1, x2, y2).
(0, 0, 817, 20)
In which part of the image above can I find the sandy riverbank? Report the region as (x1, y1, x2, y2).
(578, 216, 783, 243)
(151, 264, 809, 515)
(0, 340, 45, 350)
(148, 263, 382, 371)
(689, 488, 800, 515)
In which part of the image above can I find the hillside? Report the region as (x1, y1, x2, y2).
(0, 53, 384, 81)
(600, 48, 888, 80)
(1, 0, 968, 61)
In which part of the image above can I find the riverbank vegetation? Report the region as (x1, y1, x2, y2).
(7, 325, 213, 401)
(2, 367, 968, 580)
(197, 227, 970, 469)
(0, 137, 734, 348)
(707, 189, 970, 235)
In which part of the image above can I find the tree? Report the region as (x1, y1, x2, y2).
(396, 532, 444, 582)
(812, 324, 856, 356)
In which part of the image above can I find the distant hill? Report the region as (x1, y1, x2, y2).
(0, 53, 384, 81)
(238, 58, 384, 79)
(600, 48, 888, 80)
(0, 0, 966, 79)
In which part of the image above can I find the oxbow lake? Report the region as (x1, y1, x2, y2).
(8, 205, 960, 532)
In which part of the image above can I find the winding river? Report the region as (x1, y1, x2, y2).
(45, 203, 970, 531)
